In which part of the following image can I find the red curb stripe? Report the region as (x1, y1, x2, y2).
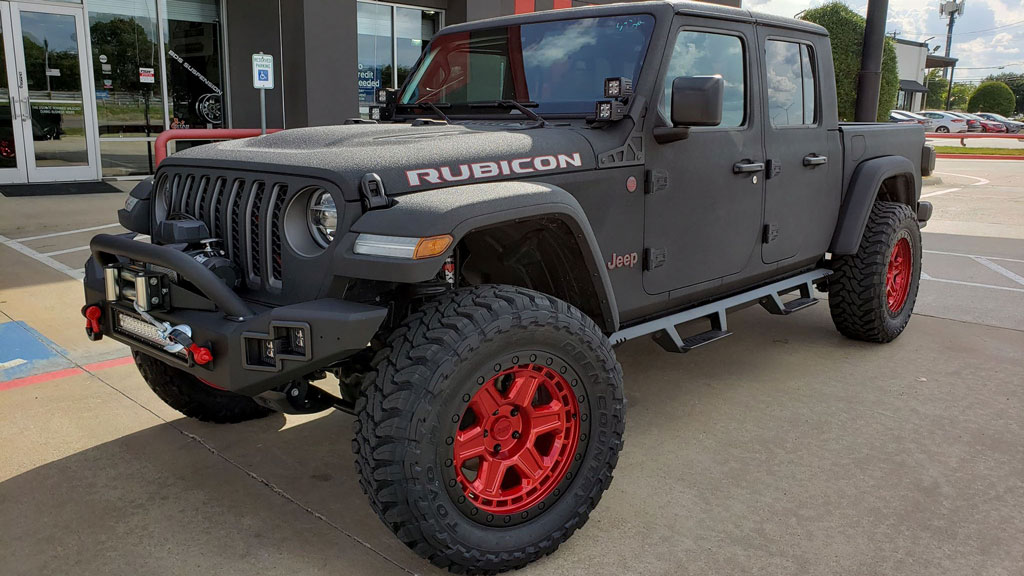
(0, 355, 132, 392)
(936, 154, 1024, 161)
(83, 356, 135, 372)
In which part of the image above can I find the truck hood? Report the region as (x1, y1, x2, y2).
(164, 123, 598, 200)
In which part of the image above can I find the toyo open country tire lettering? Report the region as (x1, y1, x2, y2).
(353, 285, 625, 574)
(135, 353, 274, 424)
(828, 201, 922, 343)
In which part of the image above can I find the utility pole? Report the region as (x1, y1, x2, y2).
(855, 0, 889, 121)
(940, 1, 966, 80)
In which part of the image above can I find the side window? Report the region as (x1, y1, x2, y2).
(765, 39, 817, 127)
(660, 30, 745, 128)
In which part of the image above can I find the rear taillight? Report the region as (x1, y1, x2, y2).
(953, 119, 964, 123)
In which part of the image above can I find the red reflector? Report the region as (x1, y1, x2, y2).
(85, 305, 102, 333)
(189, 344, 214, 365)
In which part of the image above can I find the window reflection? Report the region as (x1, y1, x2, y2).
(358, 2, 440, 108)
(661, 31, 745, 128)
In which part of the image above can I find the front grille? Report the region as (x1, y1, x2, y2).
(154, 169, 312, 293)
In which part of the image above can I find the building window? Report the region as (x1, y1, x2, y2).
(163, 0, 224, 130)
(89, 0, 164, 176)
(765, 39, 817, 127)
(89, 0, 223, 177)
(357, 1, 441, 109)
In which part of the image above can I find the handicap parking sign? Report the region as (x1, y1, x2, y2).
(252, 53, 274, 89)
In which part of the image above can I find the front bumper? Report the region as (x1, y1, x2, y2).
(84, 234, 387, 396)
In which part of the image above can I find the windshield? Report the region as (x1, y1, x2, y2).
(400, 15, 655, 115)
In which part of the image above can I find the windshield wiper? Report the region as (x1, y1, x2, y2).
(469, 100, 547, 126)
(396, 102, 452, 123)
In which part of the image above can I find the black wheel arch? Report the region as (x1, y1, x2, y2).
(331, 181, 620, 332)
(830, 155, 920, 255)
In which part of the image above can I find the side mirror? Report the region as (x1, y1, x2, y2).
(671, 76, 723, 127)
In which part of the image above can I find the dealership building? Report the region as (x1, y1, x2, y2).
(0, 0, 736, 186)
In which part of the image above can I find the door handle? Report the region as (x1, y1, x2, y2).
(733, 161, 765, 174)
(9, 96, 17, 121)
(803, 154, 828, 167)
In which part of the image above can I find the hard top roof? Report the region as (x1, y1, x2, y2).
(441, 1, 827, 37)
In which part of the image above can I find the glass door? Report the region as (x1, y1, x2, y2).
(0, 4, 27, 184)
(0, 2, 99, 183)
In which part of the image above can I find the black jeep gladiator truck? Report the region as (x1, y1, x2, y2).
(82, 2, 935, 573)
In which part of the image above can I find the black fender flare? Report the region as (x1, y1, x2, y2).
(830, 156, 919, 255)
(331, 181, 619, 332)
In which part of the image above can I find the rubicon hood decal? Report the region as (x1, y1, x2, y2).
(405, 153, 583, 187)
(166, 123, 597, 199)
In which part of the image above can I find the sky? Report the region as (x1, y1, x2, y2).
(746, 0, 1024, 82)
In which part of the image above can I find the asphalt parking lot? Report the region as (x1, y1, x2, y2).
(1, 159, 1023, 575)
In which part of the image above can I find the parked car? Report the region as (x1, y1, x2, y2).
(976, 112, 1023, 133)
(921, 110, 969, 133)
(82, 3, 935, 573)
(891, 110, 936, 130)
(958, 112, 1006, 133)
(947, 112, 984, 132)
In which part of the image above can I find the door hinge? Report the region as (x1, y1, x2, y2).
(763, 223, 779, 244)
(766, 159, 782, 179)
(644, 247, 667, 271)
(646, 169, 669, 195)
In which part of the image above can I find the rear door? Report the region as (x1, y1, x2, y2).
(642, 17, 765, 294)
(757, 28, 839, 264)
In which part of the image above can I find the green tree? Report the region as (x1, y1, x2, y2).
(925, 69, 949, 109)
(948, 82, 975, 110)
(967, 81, 1016, 115)
(983, 73, 1024, 115)
(801, 1, 899, 121)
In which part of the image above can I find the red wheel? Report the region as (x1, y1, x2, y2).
(453, 363, 580, 514)
(886, 237, 912, 313)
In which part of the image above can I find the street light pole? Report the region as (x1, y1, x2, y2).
(855, 0, 889, 121)
(940, 1, 966, 80)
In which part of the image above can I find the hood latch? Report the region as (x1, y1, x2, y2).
(360, 173, 390, 210)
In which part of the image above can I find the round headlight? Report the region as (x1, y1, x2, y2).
(307, 190, 337, 247)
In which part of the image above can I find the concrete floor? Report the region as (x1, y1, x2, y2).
(1, 160, 1023, 575)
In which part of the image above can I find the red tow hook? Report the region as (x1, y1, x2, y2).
(188, 344, 214, 366)
(84, 305, 103, 341)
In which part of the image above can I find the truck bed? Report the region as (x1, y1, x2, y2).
(838, 122, 927, 201)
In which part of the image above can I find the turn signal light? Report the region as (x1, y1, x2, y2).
(413, 235, 454, 259)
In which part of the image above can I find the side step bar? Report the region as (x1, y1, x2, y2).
(610, 269, 832, 353)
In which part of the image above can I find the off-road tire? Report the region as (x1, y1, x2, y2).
(829, 201, 922, 342)
(134, 353, 273, 423)
(353, 285, 625, 574)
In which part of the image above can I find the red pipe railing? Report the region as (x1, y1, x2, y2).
(927, 132, 1024, 160)
(155, 129, 282, 168)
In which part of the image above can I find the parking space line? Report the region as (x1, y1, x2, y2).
(40, 245, 90, 257)
(0, 233, 85, 280)
(921, 187, 962, 198)
(14, 223, 121, 242)
(921, 271, 1024, 294)
(924, 249, 1024, 265)
(933, 171, 990, 186)
(972, 256, 1024, 286)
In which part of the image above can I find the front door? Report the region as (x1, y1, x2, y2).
(643, 18, 765, 295)
(0, 2, 98, 184)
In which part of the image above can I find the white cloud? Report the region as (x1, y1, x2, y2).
(745, 0, 1024, 76)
